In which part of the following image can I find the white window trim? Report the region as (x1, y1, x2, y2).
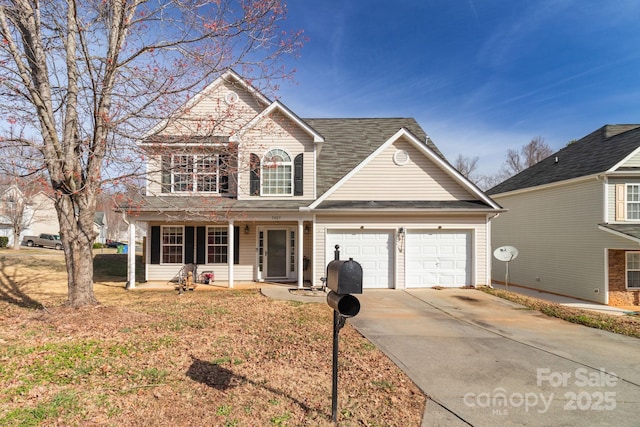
(261, 148, 293, 196)
(169, 154, 220, 194)
(206, 226, 229, 265)
(625, 251, 640, 289)
(161, 225, 184, 265)
(626, 183, 640, 220)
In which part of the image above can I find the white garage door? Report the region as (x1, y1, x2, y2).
(405, 230, 471, 288)
(326, 230, 393, 289)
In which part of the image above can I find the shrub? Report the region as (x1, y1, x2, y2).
(93, 243, 104, 249)
(0, 236, 8, 248)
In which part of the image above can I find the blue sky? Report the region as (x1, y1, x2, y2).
(277, 0, 640, 176)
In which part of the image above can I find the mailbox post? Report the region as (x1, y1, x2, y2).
(325, 245, 363, 423)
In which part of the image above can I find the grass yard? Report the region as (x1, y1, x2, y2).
(0, 249, 425, 426)
(480, 287, 640, 338)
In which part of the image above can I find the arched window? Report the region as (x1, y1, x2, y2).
(262, 149, 292, 195)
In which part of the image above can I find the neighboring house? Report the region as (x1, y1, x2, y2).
(488, 124, 640, 307)
(124, 70, 502, 289)
(27, 191, 59, 237)
(94, 212, 107, 245)
(0, 184, 23, 246)
(0, 186, 58, 247)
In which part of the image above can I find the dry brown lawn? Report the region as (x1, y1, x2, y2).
(0, 249, 425, 426)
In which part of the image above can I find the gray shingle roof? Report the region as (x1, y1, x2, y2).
(487, 125, 640, 195)
(315, 200, 494, 210)
(304, 118, 444, 195)
(599, 223, 640, 242)
(130, 118, 472, 213)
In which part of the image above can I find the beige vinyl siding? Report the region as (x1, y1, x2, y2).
(313, 214, 489, 289)
(327, 138, 474, 201)
(159, 82, 262, 136)
(238, 111, 315, 199)
(492, 178, 640, 304)
(619, 150, 640, 168)
(146, 155, 162, 195)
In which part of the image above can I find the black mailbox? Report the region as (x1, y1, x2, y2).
(326, 258, 363, 295)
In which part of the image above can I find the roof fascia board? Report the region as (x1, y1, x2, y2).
(232, 100, 324, 143)
(309, 208, 505, 214)
(608, 145, 640, 172)
(490, 174, 601, 198)
(311, 128, 499, 210)
(141, 69, 271, 140)
(598, 225, 640, 244)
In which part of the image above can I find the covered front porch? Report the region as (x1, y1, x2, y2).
(123, 215, 316, 290)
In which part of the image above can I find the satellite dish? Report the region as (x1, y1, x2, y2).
(494, 246, 519, 262)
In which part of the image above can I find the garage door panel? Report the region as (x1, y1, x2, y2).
(327, 230, 393, 289)
(406, 230, 471, 288)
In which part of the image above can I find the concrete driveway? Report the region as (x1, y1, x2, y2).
(348, 289, 640, 427)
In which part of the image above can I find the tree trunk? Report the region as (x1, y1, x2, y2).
(12, 231, 21, 250)
(56, 195, 98, 308)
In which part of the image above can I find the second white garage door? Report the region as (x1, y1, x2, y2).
(405, 230, 471, 288)
(326, 230, 393, 289)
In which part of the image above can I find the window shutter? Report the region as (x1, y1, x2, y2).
(196, 227, 206, 265)
(219, 154, 229, 194)
(150, 226, 160, 264)
(185, 226, 194, 264)
(161, 156, 171, 193)
(234, 226, 240, 265)
(294, 153, 303, 196)
(616, 184, 625, 221)
(250, 153, 260, 196)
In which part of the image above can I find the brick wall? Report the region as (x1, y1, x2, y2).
(608, 249, 640, 306)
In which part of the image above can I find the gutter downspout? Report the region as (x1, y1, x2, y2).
(487, 212, 501, 288)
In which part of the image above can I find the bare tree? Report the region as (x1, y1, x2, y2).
(0, 0, 303, 307)
(502, 137, 552, 178)
(453, 154, 479, 179)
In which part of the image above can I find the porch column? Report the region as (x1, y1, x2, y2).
(298, 220, 304, 289)
(127, 220, 136, 289)
(228, 221, 234, 288)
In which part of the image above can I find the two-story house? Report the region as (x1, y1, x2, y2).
(488, 124, 640, 307)
(124, 70, 502, 290)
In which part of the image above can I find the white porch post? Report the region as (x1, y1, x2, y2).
(297, 220, 304, 289)
(228, 221, 234, 288)
(127, 220, 136, 289)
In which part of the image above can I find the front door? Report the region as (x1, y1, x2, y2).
(267, 229, 287, 278)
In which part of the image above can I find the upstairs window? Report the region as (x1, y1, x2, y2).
(262, 149, 292, 196)
(250, 150, 303, 197)
(162, 154, 229, 194)
(627, 185, 640, 220)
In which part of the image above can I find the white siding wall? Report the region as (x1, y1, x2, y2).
(492, 178, 640, 304)
(328, 138, 473, 201)
(313, 214, 489, 289)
